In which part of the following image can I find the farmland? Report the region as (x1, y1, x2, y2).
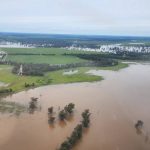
(1, 48, 88, 64)
(0, 47, 128, 93)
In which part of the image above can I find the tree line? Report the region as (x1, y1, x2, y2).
(58, 109, 91, 150)
(11, 59, 117, 76)
(64, 51, 150, 61)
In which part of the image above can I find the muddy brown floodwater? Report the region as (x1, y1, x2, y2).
(0, 63, 150, 150)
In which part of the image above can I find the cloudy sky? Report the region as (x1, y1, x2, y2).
(0, 0, 150, 36)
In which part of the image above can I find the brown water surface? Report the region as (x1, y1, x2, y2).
(0, 63, 150, 150)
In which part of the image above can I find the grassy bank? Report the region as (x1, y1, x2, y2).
(0, 62, 128, 93)
(0, 65, 102, 92)
(97, 62, 129, 71)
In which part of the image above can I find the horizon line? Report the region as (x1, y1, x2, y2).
(0, 31, 150, 38)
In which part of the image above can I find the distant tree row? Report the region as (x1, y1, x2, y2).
(2, 33, 150, 48)
(64, 52, 150, 61)
(8, 53, 56, 56)
(11, 59, 117, 76)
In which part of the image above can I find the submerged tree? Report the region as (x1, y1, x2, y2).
(64, 103, 75, 114)
(135, 120, 144, 129)
(58, 124, 83, 150)
(29, 97, 38, 113)
(59, 140, 71, 150)
(58, 103, 75, 121)
(59, 110, 67, 121)
(48, 106, 55, 124)
(58, 109, 91, 150)
(81, 109, 91, 128)
(48, 107, 54, 114)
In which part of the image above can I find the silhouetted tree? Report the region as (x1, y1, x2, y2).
(48, 107, 54, 114)
(64, 103, 75, 114)
(81, 109, 91, 128)
(59, 110, 67, 121)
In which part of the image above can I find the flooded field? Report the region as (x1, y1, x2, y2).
(0, 63, 150, 150)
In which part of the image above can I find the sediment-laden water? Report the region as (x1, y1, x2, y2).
(0, 63, 150, 150)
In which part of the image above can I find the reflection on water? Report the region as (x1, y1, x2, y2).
(145, 133, 149, 144)
(0, 63, 150, 150)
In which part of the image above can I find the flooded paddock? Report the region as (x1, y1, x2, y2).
(0, 63, 150, 150)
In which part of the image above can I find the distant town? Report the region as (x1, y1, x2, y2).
(0, 33, 150, 54)
(66, 44, 150, 54)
